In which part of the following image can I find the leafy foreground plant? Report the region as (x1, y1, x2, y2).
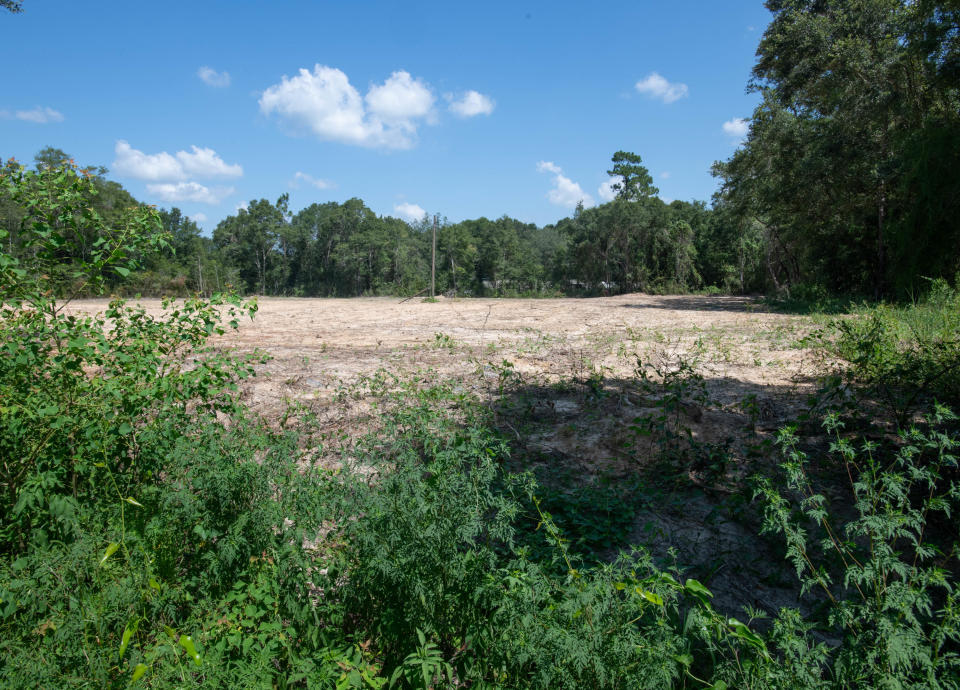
(755, 408, 960, 688)
(0, 162, 347, 687)
(319, 378, 716, 688)
(815, 278, 960, 424)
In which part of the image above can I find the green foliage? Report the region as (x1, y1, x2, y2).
(606, 150, 658, 201)
(754, 408, 960, 687)
(0, 161, 334, 686)
(0, 161, 167, 303)
(816, 278, 960, 420)
(715, 0, 960, 298)
(556, 196, 706, 293)
(2, 145, 761, 299)
(316, 377, 702, 688)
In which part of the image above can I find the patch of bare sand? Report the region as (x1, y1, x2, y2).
(66, 293, 816, 400)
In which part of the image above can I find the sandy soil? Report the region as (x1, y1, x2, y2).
(66, 293, 826, 616)
(69, 293, 819, 413)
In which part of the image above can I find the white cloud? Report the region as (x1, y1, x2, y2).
(394, 202, 426, 223)
(113, 141, 242, 181)
(260, 66, 368, 144)
(366, 71, 434, 123)
(259, 65, 438, 149)
(537, 161, 594, 209)
(178, 145, 242, 178)
(1, 106, 65, 123)
(291, 171, 334, 190)
(146, 182, 235, 205)
(236, 200, 249, 212)
(660, 171, 671, 179)
(634, 72, 689, 104)
(448, 90, 495, 117)
(198, 66, 231, 88)
(536, 160, 562, 175)
(189, 212, 208, 223)
(597, 177, 620, 202)
(723, 117, 750, 140)
(114, 141, 183, 181)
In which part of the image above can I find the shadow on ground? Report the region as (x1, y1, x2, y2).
(493, 371, 833, 620)
(619, 295, 772, 313)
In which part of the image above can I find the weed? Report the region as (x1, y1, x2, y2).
(432, 331, 456, 349)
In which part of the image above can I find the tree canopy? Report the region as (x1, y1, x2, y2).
(713, 0, 960, 297)
(607, 151, 658, 202)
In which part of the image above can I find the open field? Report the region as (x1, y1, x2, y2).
(67, 294, 826, 615)
(68, 293, 820, 417)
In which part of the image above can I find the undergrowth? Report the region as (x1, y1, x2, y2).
(806, 276, 960, 425)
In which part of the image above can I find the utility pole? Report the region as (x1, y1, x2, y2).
(431, 214, 437, 299)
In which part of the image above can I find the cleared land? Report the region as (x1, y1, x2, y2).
(70, 293, 818, 413)
(67, 294, 825, 615)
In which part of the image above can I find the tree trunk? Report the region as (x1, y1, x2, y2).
(875, 184, 887, 300)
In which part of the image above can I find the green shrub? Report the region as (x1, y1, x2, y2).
(0, 162, 338, 686)
(320, 377, 763, 688)
(826, 279, 960, 421)
(754, 408, 960, 688)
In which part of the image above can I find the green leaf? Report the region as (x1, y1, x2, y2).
(179, 634, 202, 666)
(119, 618, 139, 660)
(131, 663, 148, 682)
(124, 496, 143, 508)
(98, 542, 119, 567)
(634, 587, 663, 605)
(114, 266, 131, 277)
(118, 422, 133, 436)
(684, 578, 714, 603)
(727, 618, 767, 654)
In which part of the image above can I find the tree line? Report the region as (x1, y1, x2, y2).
(1, 148, 762, 298)
(713, 0, 960, 299)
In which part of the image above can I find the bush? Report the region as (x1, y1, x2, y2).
(754, 408, 960, 687)
(0, 162, 336, 686)
(826, 278, 960, 421)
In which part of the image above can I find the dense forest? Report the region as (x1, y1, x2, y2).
(3, 0, 960, 688)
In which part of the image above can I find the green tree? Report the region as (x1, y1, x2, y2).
(716, 0, 960, 297)
(435, 222, 475, 295)
(606, 151, 658, 202)
(33, 147, 72, 170)
(213, 196, 288, 294)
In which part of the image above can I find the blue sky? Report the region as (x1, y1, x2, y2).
(1, 1, 770, 231)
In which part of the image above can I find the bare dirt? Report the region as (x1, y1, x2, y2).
(68, 293, 822, 414)
(67, 294, 829, 617)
